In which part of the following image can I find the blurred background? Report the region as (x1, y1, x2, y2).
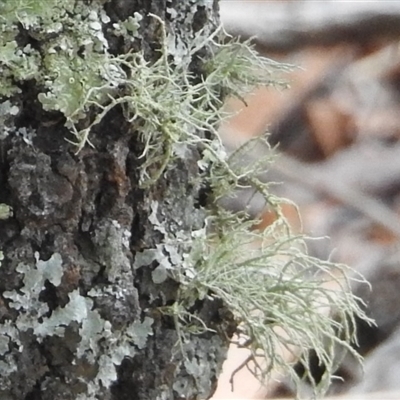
(213, 1, 400, 399)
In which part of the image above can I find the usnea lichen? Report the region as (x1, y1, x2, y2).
(0, 0, 289, 185)
(153, 134, 372, 398)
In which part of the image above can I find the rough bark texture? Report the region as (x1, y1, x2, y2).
(0, 1, 234, 399)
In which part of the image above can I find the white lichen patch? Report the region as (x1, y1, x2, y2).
(0, 250, 154, 396)
(80, 316, 153, 390)
(34, 289, 91, 339)
(0, 253, 63, 376)
(93, 220, 133, 284)
(3, 252, 63, 313)
(15, 126, 36, 146)
(113, 12, 142, 39)
(0, 101, 18, 140)
(135, 198, 195, 287)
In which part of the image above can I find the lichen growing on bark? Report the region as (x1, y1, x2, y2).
(0, 1, 371, 399)
(0, 1, 236, 399)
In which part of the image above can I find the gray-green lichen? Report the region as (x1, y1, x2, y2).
(0, 1, 371, 398)
(1, 1, 119, 117)
(0, 251, 153, 397)
(0, 0, 285, 184)
(0, 0, 238, 398)
(0, 203, 13, 220)
(1, 1, 232, 397)
(0, 101, 19, 139)
(134, 201, 190, 286)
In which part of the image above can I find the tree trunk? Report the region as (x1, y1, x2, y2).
(0, 1, 233, 399)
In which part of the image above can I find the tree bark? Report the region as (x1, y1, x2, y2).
(0, 1, 234, 399)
